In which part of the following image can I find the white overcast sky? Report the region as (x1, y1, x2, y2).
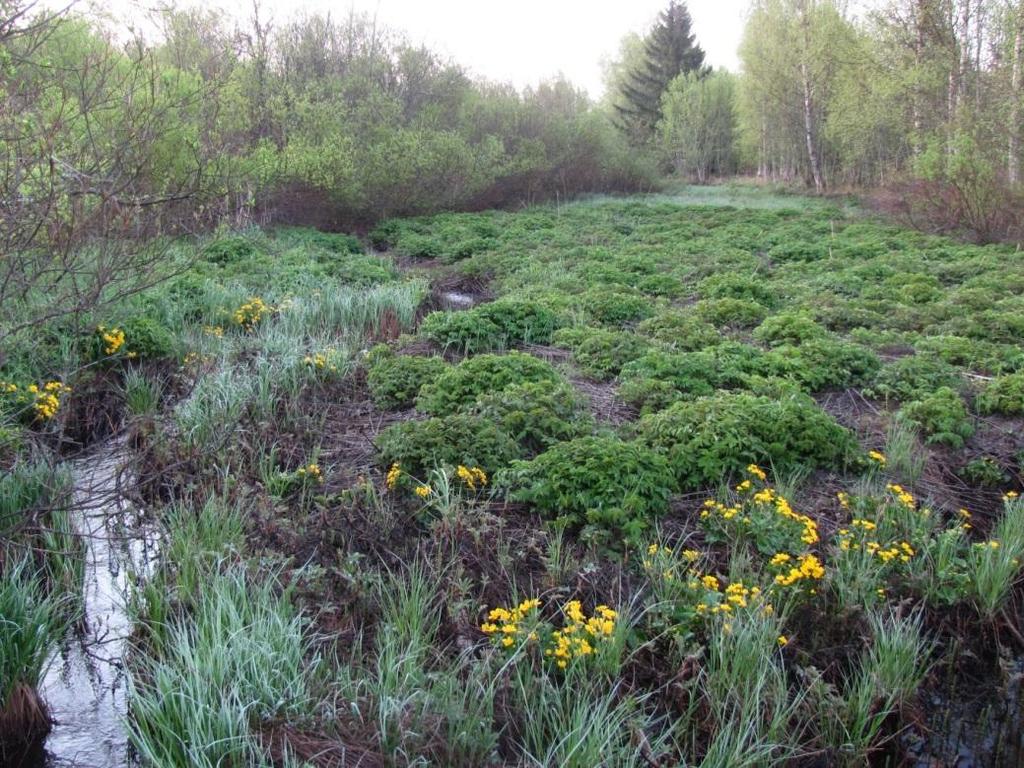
(80, 0, 748, 98)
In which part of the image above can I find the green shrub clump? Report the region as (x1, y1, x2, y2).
(769, 339, 880, 392)
(697, 273, 777, 307)
(500, 436, 675, 545)
(470, 381, 591, 456)
(638, 392, 857, 489)
(695, 297, 768, 329)
(581, 289, 654, 326)
(636, 311, 722, 351)
(367, 354, 449, 410)
(753, 311, 828, 347)
(551, 327, 651, 380)
(898, 388, 975, 449)
(976, 372, 1024, 415)
(420, 298, 558, 354)
(864, 355, 962, 402)
(377, 413, 521, 477)
(416, 352, 561, 414)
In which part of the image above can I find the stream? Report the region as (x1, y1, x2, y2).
(29, 443, 158, 767)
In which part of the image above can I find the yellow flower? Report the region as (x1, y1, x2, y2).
(777, 635, 789, 647)
(386, 463, 401, 490)
(414, 484, 431, 498)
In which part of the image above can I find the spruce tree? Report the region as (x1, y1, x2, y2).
(615, 1, 707, 140)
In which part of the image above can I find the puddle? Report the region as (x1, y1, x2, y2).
(902, 656, 1024, 767)
(438, 290, 477, 310)
(29, 444, 158, 767)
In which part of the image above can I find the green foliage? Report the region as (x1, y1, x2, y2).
(416, 352, 562, 415)
(638, 392, 857, 489)
(698, 272, 776, 307)
(659, 69, 737, 181)
(976, 372, 1024, 416)
(897, 388, 974, 449)
(551, 327, 652, 380)
(120, 316, 176, 361)
(201, 234, 265, 266)
(367, 354, 449, 411)
(420, 298, 559, 354)
(501, 436, 676, 545)
(377, 413, 522, 477)
(770, 339, 880, 391)
(470, 381, 591, 456)
(617, 350, 718, 412)
(694, 297, 768, 328)
(865, 355, 962, 402)
(754, 311, 828, 346)
(636, 310, 722, 350)
(959, 456, 1008, 488)
(581, 289, 654, 326)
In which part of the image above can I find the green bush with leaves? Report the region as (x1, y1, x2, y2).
(638, 392, 857, 489)
(367, 354, 449, 410)
(377, 413, 521, 478)
(770, 339, 880, 392)
(697, 273, 777, 307)
(581, 289, 654, 326)
(695, 297, 768, 329)
(864, 355, 963, 402)
(898, 388, 975, 449)
(201, 234, 265, 266)
(617, 350, 719, 413)
(500, 436, 675, 545)
(420, 298, 558, 354)
(959, 456, 1008, 488)
(470, 381, 591, 456)
(416, 351, 561, 415)
(976, 372, 1024, 416)
(636, 311, 722, 350)
(753, 311, 828, 347)
(550, 327, 652, 380)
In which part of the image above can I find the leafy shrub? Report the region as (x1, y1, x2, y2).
(470, 381, 590, 455)
(367, 354, 449, 410)
(898, 388, 975, 449)
(120, 316, 176, 361)
(697, 273, 777, 307)
(500, 436, 676, 545)
(274, 226, 362, 254)
(617, 351, 719, 413)
(915, 335, 1024, 375)
(753, 311, 828, 347)
(767, 241, 828, 262)
(416, 352, 561, 415)
(581, 289, 654, 326)
(421, 298, 558, 354)
(551, 327, 652, 380)
(959, 456, 1009, 488)
(864, 355, 962, 402)
(770, 340, 880, 392)
(201, 234, 263, 265)
(377, 413, 521, 477)
(694, 297, 768, 328)
(638, 392, 857, 489)
(636, 311, 722, 350)
(976, 373, 1024, 415)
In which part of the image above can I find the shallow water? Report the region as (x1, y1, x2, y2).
(31, 446, 158, 768)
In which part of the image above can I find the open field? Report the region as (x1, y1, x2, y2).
(3, 192, 1024, 766)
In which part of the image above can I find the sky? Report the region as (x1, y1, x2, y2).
(82, 0, 748, 98)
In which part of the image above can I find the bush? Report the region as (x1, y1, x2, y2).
(377, 413, 521, 478)
(617, 351, 719, 413)
(551, 327, 652, 380)
(697, 273, 777, 307)
(274, 226, 362, 254)
(636, 311, 722, 350)
(638, 392, 857, 489)
(694, 297, 768, 328)
(416, 351, 561, 415)
(367, 354, 449, 410)
(420, 298, 558, 354)
(915, 335, 1024, 375)
(770, 340, 881, 392)
(500, 436, 676, 545)
(201, 234, 263, 266)
(864, 355, 963, 402)
(470, 381, 591, 455)
(898, 388, 975, 449)
(959, 456, 1009, 488)
(753, 311, 828, 347)
(976, 372, 1024, 415)
(581, 289, 654, 326)
(119, 316, 176, 361)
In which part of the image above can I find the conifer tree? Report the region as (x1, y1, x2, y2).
(614, 1, 707, 140)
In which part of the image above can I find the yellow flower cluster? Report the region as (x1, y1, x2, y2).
(867, 450, 887, 467)
(386, 463, 401, 490)
(303, 348, 341, 373)
(958, 508, 972, 530)
(886, 483, 916, 509)
(233, 297, 268, 330)
(481, 598, 542, 648)
(546, 602, 617, 669)
(97, 325, 126, 355)
(203, 325, 224, 338)
(771, 553, 825, 587)
(641, 543, 700, 581)
(836, 527, 915, 564)
(1005, 491, 1020, 503)
(414, 484, 431, 498)
(747, 464, 767, 481)
(295, 463, 323, 483)
(456, 465, 487, 491)
(1, 380, 72, 421)
(691, 576, 772, 621)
